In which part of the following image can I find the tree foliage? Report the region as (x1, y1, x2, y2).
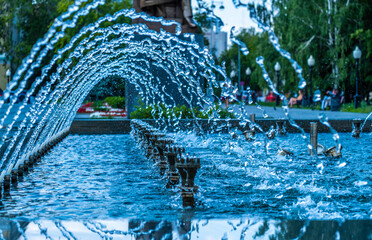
(0, 0, 131, 76)
(219, 0, 372, 103)
(272, 0, 372, 102)
(54, 0, 132, 55)
(220, 28, 281, 93)
(85, 75, 126, 101)
(0, 0, 61, 67)
(1, 0, 371, 103)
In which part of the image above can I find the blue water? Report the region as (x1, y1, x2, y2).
(173, 132, 372, 220)
(0, 133, 371, 239)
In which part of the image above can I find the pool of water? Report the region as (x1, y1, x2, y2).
(0, 133, 371, 239)
(172, 131, 372, 220)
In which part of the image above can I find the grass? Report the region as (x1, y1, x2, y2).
(236, 101, 372, 113)
(252, 101, 276, 107)
(239, 101, 319, 110)
(340, 102, 372, 113)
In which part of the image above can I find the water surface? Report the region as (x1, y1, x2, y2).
(0, 133, 371, 239)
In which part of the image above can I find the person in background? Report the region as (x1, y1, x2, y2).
(329, 88, 344, 111)
(221, 83, 230, 107)
(289, 90, 303, 107)
(321, 89, 331, 110)
(322, 88, 343, 111)
(265, 91, 276, 102)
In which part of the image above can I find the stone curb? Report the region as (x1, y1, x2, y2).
(70, 119, 372, 134)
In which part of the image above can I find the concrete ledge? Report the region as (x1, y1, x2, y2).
(70, 119, 372, 134)
(70, 119, 132, 134)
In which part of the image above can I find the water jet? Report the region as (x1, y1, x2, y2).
(0, 2, 370, 238)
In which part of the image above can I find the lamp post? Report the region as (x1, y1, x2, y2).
(6, 69, 11, 84)
(307, 55, 315, 106)
(353, 46, 361, 109)
(274, 62, 281, 106)
(211, 0, 224, 10)
(238, 46, 242, 93)
(245, 67, 251, 89)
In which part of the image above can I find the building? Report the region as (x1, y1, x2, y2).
(205, 30, 227, 58)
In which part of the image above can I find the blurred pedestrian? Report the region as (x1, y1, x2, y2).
(289, 90, 303, 107)
(221, 82, 230, 107)
(330, 88, 343, 111)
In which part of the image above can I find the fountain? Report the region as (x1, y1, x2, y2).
(0, 0, 371, 239)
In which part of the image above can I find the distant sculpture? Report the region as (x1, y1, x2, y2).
(133, 0, 197, 33)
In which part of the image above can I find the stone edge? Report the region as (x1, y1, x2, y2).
(69, 119, 372, 134)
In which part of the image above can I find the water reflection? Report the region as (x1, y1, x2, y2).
(0, 217, 370, 239)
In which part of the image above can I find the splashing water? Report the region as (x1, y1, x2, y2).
(0, 3, 369, 229)
(255, 57, 306, 139)
(196, 0, 224, 28)
(231, 1, 345, 154)
(361, 110, 372, 133)
(230, 27, 249, 55)
(0, 1, 283, 182)
(318, 113, 341, 152)
(231, 1, 307, 90)
(0, 6, 229, 180)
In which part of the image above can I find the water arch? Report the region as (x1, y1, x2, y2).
(0, 10, 227, 180)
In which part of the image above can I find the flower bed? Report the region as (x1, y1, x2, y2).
(77, 101, 127, 118)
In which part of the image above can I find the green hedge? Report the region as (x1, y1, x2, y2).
(341, 102, 372, 113)
(130, 104, 235, 119)
(104, 96, 125, 109)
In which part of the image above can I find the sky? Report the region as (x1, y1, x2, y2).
(191, 0, 271, 43)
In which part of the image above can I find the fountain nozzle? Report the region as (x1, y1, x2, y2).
(176, 156, 200, 207)
(352, 119, 361, 138)
(276, 120, 287, 136)
(310, 122, 318, 156)
(244, 114, 256, 141)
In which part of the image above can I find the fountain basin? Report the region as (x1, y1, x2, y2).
(0, 134, 370, 222)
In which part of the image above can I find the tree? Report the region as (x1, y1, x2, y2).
(0, 0, 61, 72)
(0, 0, 132, 84)
(271, 0, 372, 102)
(86, 75, 126, 101)
(219, 28, 282, 94)
(54, 0, 132, 54)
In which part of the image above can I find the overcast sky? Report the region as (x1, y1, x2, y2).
(191, 0, 270, 46)
(191, 0, 256, 32)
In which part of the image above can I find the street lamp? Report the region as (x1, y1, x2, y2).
(245, 67, 251, 89)
(238, 48, 242, 92)
(6, 69, 11, 84)
(307, 55, 315, 106)
(353, 46, 362, 109)
(211, 0, 224, 10)
(274, 62, 281, 106)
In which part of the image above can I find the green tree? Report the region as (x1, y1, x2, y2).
(271, 0, 372, 102)
(228, 0, 371, 103)
(0, 0, 13, 58)
(54, 0, 132, 54)
(86, 75, 126, 101)
(0, 0, 61, 71)
(0, 0, 131, 86)
(219, 28, 282, 94)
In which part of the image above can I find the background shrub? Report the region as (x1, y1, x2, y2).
(104, 96, 126, 109)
